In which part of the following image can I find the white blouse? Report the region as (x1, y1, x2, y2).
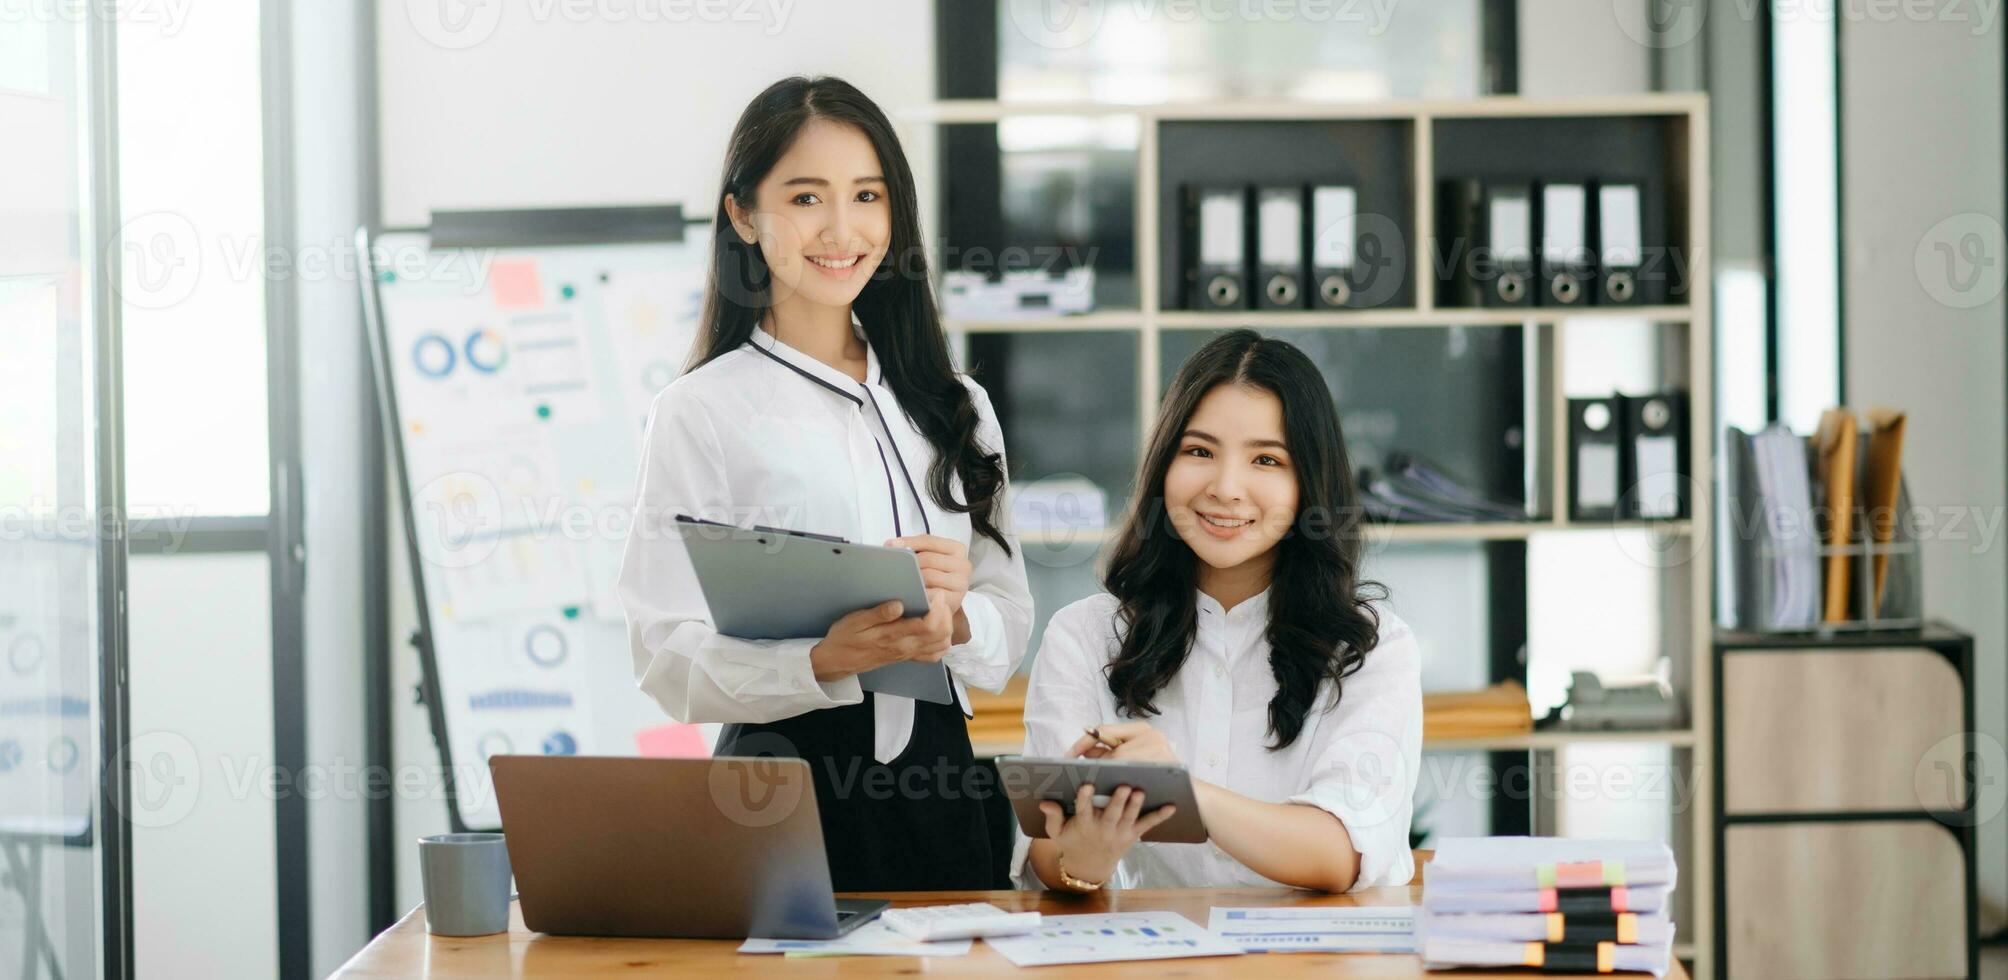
(616, 323, 1034, 763)
(1017, 589, 1422, 891)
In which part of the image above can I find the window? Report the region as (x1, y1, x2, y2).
(117, 8, 269, 520)
(0, 7, 120, 977)
(1770, 3, 1839, 430)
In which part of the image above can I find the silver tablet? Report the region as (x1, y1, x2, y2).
(672, 516, 953, 705)
(998, 756, 1208, 843)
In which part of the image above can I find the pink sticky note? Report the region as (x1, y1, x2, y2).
(635, 723, 710, 759)
(489, 258, 543, 309)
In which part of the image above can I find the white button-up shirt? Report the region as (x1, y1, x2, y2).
(1017, 590, 1422, 890)
(616, 324, 1033, 763)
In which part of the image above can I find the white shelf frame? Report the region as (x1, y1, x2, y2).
(1020, 519, 1694, 548)
(924, 94, 1713, 978)
(973, 727, 1699, 760)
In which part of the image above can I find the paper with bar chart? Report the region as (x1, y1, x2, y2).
(982, 912, 1244, 967)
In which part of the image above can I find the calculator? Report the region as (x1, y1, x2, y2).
(880, 903, 1042, 942)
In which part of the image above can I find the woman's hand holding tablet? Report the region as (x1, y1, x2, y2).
(1036, 783, 1180, 888)
(1006, 718, 1208, 891)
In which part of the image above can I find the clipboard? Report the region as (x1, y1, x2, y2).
(671, 516, 954, 704)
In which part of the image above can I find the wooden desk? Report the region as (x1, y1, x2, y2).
(333, 878, 1691, 978)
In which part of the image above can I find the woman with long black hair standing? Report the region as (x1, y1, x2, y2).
(617, 76, 1032, 891)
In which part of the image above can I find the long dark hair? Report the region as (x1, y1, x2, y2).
(1103, 330, 1384, 749)
(688, 75, 1009, 553)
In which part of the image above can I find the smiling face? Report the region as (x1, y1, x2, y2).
(1163, 382, 1301, 578)
(724, 116, 892, 310)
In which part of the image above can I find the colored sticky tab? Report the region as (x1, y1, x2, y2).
(1616, 913, 1637, 945)
(1552, 860, 1607, 888)
(1597, 941, 1615, 973)
(1545, 912, 1564, 943)
(635, 723, 709, 759)
(1537, 887, 1557, 912)
(1610, 886, 1629, 913)
(1522, 942, 1544, 968)
(490, 258, 544, 309)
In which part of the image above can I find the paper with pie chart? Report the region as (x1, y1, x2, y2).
(433, 611, 594, 789)
(0, 279, 93, 838)
(0, 534, 96, 839)
(599, 263, 705, 445)
(368, 231, 709, 830)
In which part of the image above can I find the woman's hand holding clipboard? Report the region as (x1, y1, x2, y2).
(808, 590, 956, 682)
(670, 515, 960, 703)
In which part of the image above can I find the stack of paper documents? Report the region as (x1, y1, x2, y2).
(1360, 453, 1527, 524)
(1419, 837, 1677, 976)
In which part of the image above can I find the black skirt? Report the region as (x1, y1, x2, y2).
(716, 694, 993, 892)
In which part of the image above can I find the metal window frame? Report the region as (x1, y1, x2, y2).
(125, 515, 268, 555)
(1482, 0, 1519, 96)
(85, 5, 135, 978)
(99, 5, 312, 971)
(257, 0, 312, 976)
(357, 0, 397, 936)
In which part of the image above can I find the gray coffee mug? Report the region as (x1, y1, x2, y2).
(419, 833, 513, 936)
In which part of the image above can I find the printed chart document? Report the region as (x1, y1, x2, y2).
(1207, 905, 1416, 953)
(983, 911, 1244, 967)
(736, 922, 971, 957)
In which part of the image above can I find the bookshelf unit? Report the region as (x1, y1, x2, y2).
(915, 94, 1713, 976)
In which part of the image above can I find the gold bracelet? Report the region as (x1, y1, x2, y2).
(1056, 856, 1104, 892)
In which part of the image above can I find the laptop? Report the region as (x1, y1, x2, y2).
(488, 755, 888, 939)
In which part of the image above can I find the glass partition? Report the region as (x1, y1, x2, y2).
(0, 9, 121, 978)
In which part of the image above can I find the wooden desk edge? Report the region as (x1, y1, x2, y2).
(334, 847, 1689, 979)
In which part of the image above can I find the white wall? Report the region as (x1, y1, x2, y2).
(376, 1, 939, 228)
(373, 0, 938, 912)
(1518, 0, 1653, 98)
(1841, 13, 2008, 928)
(129, 552, 276, 980)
